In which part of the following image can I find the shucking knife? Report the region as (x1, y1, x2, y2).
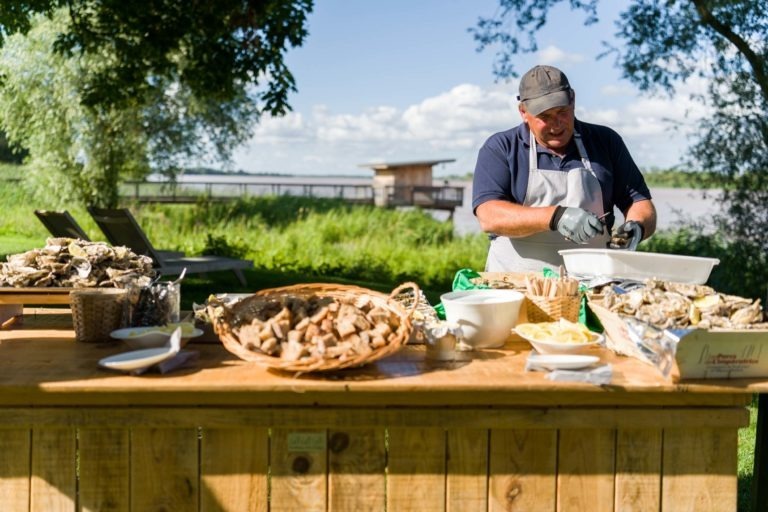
(595, 212, 642, 251)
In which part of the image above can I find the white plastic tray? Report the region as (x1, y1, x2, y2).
(559, 249, 719, 284)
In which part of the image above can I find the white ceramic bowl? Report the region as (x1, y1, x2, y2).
(110, 325, 202, 350)
(514, 325, 604, 355)
(441, 289, 525, 349)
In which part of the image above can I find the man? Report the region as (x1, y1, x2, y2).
(472, 64, 657, 272)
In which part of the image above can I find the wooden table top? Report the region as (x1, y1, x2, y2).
(0, 308, 760, 408)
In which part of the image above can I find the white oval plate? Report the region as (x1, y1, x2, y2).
(98, 347, 177, 372)
(110, 325, 202, 350)
(527, 354, 600, 370)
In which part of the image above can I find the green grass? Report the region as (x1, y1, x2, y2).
(0, 181, 488, 301)
(641, 168, 720, 188)
(739, 396, 758, 511)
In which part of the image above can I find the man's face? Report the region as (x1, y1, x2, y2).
(520, 100, 575, 153)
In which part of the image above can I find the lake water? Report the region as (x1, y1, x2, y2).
(177, 175, 720, 236)
(449, 183, 721, 236)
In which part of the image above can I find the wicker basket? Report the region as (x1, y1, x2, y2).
(525, 294, 581, 323)
(69, 288, 128, 342)
(210, 282, 419, 373)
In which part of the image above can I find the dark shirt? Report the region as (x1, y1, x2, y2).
(472, 119, 651, 216)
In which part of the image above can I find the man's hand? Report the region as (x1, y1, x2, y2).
(552, 207, 604, 244)
(610, 221, 644, 251)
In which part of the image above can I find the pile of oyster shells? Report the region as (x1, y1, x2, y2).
(597, 278, 767, 330)
(0, 237, 155, 288)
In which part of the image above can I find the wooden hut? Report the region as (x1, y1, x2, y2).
(358, 159, 458, 209)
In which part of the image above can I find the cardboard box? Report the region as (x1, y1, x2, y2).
(590, 302, 768, 380)
(674, 329, 768, 379)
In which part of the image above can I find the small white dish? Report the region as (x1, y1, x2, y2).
(514, 326, 604, 355)
(110, 325, 202, 350)
(527, 353, 600, 370)
(526, 335, 603, 355)
(100, 327, 182, 372)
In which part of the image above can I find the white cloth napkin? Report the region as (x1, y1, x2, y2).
(525, 355, 613, 385)
(131, 350, 199, 375)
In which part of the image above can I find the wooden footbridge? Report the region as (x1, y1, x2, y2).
(120, 180, 464, 216)
(120, 160, 465, 215)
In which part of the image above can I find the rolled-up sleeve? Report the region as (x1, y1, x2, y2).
(472, 131, 522, 213)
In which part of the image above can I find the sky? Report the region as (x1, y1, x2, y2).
(228, 0, 707, 178)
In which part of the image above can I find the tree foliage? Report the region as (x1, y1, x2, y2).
(0, 1, 312, 206)
(0, 1, 312, 113)
(0, 131, 26, 163)
(472, 0, 768, 295)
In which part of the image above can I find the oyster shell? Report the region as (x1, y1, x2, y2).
(598, 278, 767, 330)
(0, 237, 155, 288)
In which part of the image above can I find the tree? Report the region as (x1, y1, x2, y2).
(0, 1, 312, 206)
(0, 131, 27, 164)
(471, 0, 768, 297)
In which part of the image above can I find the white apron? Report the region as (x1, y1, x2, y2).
(485, 129, 611, 272)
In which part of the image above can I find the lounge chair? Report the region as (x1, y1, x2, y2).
(34, 210, 91, 240)
(86, 206, 252, 286)
(34, 209, 184, 259)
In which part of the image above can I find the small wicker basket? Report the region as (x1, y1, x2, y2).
(69, 288, 128, 343)
(210, 282, 419, 373)
(525, 294, 581, 323)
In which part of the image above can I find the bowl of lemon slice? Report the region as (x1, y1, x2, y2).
(514, 319, 603, 355)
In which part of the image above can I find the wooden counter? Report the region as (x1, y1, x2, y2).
(0, 309, 753, 511)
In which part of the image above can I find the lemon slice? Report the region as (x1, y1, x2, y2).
(693, 295, 720, 310)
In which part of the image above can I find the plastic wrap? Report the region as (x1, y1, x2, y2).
(621, 316, 681, 379)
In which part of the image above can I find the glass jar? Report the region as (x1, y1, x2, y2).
(128, 281, 180, 327)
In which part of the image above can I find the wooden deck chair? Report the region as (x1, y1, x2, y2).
(86, 206, 252, 286)
(35, 209, 184, 260)
(34, 210, 91, 240)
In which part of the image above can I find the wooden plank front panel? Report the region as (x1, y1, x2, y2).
(0, 429, 31, 511)
(271, 428, 327, 512)
(558, 429, 615, 512)
(201, 427, 268, 512)
(489, 429, 556, 512)
(446, 428, 488, 512)
(79, 428, 130, 512)
(328, 428, 386, 511)
(31, 428, 76, 512)
(387, 427, 446, 512)
(131, 428, 199, 511)
(615, 429, 661, 512)
(662, 427, 737, 511)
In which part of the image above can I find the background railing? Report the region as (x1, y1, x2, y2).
(120, 180, 376, 204)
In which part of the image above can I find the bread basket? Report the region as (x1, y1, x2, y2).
(525, 294, 581, 323)
(209, 282, 419, 372)
(523, 272, 581, 323)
